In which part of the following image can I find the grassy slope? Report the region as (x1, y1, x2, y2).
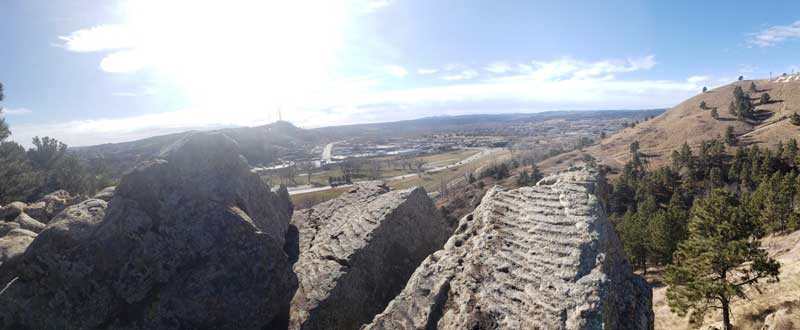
(539, 77, 800, 172)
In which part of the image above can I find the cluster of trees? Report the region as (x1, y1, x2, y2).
(728, 85, 755, 121)
(607, 138, 794, 329)
(0, 84, 113, 204)
(516, 164, 543, 186)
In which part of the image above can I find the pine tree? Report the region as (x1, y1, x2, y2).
(648, 192, 689, 265)
(530, 164, 544, 183)
(760, 92, 771, 104)
(702, 86, 708, 93)
(666, 189, 780, 330)
(791, 112, 800, 126)
(738, 75, 744, 81)
(620, 208, 649, 273)
(699, 101, 707, 110)
(0, 142, 40, 203)
(710, 108, 718, 120)
(724, 126, 736, 145)
(786, 138, 799, 163)
(0, 82, 8, 142)
(516, 170, 530, 186)
(728, 101, 737, 116)
(749, 81, 757, 92)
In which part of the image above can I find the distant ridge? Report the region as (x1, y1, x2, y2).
(541, 76, 800, 170)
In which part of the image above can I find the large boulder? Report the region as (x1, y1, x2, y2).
(0, 202, 26, 221)
(0, 133, 297, 330)
(10, 212, 46, 233)
(0, 229, 37, 268)
(37, 190, 85, 222)
(290, 182, 452, 330)
(93, 186, 116, 202)
(0, 222, 20, 237)
(363, 169, 654, 330)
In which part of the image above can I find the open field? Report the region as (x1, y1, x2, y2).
(290, 149, 511, 209)
(263, 148, 481, 188)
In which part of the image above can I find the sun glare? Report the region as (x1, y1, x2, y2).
(119, 0, 350, 120)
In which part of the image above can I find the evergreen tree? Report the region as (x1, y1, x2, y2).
(760, 92, 771, 104)
(0, 142, 40, 203)
(724, 126, 736, 145)
(786, 138, 798, 163)
(0, 82, 8, 142)
(738, 75, 744, 81)
(702, 86, 708, 93)
(666, 189, 780, 330)
(620, 208, 649, 273)
(699, 101, 707, 110)
(710, 108, 718, 120)
(728, 101, 737, 116)
(648, 192, 689, 264)
(530, 164, 544, 183)
(749, 81, 757, 92)
(791, 112, 800, 126)
(516, 170, 530, 186)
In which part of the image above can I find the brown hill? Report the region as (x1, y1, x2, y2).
(541, 75, 800, 171)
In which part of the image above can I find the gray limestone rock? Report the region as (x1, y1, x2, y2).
(290, 182, 452, 330)
(363, 169, 654, 330)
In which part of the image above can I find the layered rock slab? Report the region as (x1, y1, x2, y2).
(363, 169, 654, 330)
(0, 133, 297, 330)
(290, 182, 451, 330)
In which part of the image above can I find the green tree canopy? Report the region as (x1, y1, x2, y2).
(666, 189, 780, 330)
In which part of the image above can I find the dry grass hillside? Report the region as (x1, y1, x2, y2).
(540, 75, 800, 172)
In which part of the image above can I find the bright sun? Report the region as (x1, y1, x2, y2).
(116, 0, 350, 118)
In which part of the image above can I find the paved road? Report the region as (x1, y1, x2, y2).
(288, 148, 504, 195)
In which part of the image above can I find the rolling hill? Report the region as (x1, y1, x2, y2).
(541, 75, 800, 171)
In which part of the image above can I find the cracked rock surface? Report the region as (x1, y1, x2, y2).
(363, 169, 653, 330)
(0, 133, 297, 330)
(290, 182, 452, 330)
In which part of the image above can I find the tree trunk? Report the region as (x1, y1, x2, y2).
(722, 297, 732, 330)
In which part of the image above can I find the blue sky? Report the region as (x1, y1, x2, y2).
(1, 0, 800, 146)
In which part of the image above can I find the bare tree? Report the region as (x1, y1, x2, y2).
(414, 159, 426, 177)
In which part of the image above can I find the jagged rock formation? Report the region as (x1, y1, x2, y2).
(0, 133, 297, 330)
(363, 169, 653, 330)
(290, 182, 452, 330)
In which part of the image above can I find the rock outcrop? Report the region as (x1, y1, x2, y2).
(363, 169, 654, 330)
(290, 182, 452, 330)
(0, 229, 37, 268)
(0, 133, 297, 330)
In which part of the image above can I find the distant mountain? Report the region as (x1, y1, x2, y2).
(540, 75, 800, 171)
(72, 110, 663, 178)
(314, 110, 665, 139)
(72, 121, 319, 178)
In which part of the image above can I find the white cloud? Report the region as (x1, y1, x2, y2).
(20, 54, 712, 147)
(747, 21, 800, 47)
(485, 62, 512, 74)
(364, 0, 393, 11)
(384, 64, 408, 77)
(58, 24, 135, 52)
(417, 68, 439, 75)
(1, 107, 32, 116)
(687, 75, 710, 83)
(440, 69, 479, 81)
